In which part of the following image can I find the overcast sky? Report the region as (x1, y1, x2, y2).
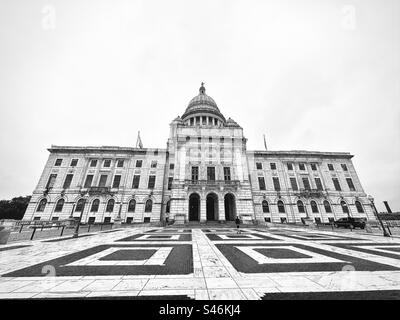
(0, 0, 399, 212)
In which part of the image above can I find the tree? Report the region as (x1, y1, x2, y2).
(0, 196, 31, 220)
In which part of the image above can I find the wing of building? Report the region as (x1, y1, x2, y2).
(23, 83, 375, 224)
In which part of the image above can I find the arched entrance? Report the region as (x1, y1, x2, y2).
(224, 193, 236, 221)
(189, 193, 200, 221)
(206, 193, 218, 221)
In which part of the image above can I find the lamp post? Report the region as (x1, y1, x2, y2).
(73, 193, 89, 238)
(368, 195, 390, 237)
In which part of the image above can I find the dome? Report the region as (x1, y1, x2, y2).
(182, 83, 226, 122)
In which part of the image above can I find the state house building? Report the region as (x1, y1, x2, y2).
(23, 84, 375, 224)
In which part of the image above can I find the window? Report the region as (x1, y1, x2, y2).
(84, 175, 94, 188)
(148, 175, 156, 189)
(126, 217, 133, 224)
(355, 201, 364, 213)
(33, 217, 41, 221)
(273, 177, 281, 191)
(264, 217, 271, 222)
(106, 199, 115, 212)
(315, 178, 323, 191)
(145, 199, 153, 212)
(128, 199, 136, 212)
(256, 162, 262, 170)
(154, 150, 158, 156)
(46, 174, 57, 189)
(220, 137, 224, 143)
(341, 164, 348, 171)
(277, 200, 285, 213)
(328, 164, 334, 171)
(70, 159, 78, 167)
(103, 159, 111, 167)
(202, 116, 206, 124)
(287, 163, 293, 170)
(76, 199, 85, 212)
(207, 167, 215, 181)
(54, 199, 64, 212)
(90, 199, 100, 212)
(191, 167, 199, 181)
(88, 217, 96, 224)
(341, 201, 349, 214)
(323, 200, 332, 213)
(51, 217, 59, 221)
(132, 175, 140, 189)
(262, 201, 269, 213)
(258, 177, 266, 190)
(280, 217, 287, 223)
(223, 167, 231, 181)
(104, 217, 111, 223)
(112, 175, 121, 188)
(166, 201, 171, 213)
(302, 177, 311, 191)
(311, 200, 319, 213)
(198, 137, 202, 143)
(90, 160, 97, 167)
(332, 178, 341, 191)
(117, 159, 124, 168)
(270, 163, 276, 170)
(314, 217, 321, 224)
(63, 174, 73, 189)
(209, 137, 212, 143)
(299, 163, 305, 170)
(168, 177, 173, 190)
(346, 178, 356, 191)
(151, 160, 157, 168)
(136, 160, 143, 168)
(169, 164, 174, 170)
(290, 178, 298, 191)
(297, 200, 305, 213)
(311, 163, 317, 171)
(54, 159, 62, 166)
(98, 175, 108, 187)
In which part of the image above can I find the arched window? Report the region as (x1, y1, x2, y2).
(54, 199, 64, 212)
(37, 199, 47, 212)
(297, 200, 305, 213)
(166, 200, 171, 213)
(91, 199, 100, 212)
(262, 200, 269, 213)
(355, 201, 364, 213)
(277, 200, 285, 213)
(341, 201, 349, 214)
(323, 200, 332, 213)
(106, 199, 115, 212)
(128, 199, 136, 212)
(75, 199, 85, 212)
(145, 199, 153, 213)
(311, 200, 319, 213)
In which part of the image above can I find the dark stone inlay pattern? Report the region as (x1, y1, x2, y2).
(2, 244, 193, 277)
(328, 243, 400, 260)
(255, 248, 312, 259)
(215, 243, 400, 273)
(269, 232, 362, 241)
(116, 233, 192, 241)
(206, 233, 279, 241)
(262, 290, 400, 300)
(146, 229, 192, 233)
(0, 245, 31, 252)
(99, 249, 157, 261)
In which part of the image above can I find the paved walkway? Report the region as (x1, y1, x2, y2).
(1, 226, 400, 299)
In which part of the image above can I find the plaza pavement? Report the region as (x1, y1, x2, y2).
(1, 225, 400, 300)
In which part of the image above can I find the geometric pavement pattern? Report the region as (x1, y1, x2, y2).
(1, 226, 400, 299)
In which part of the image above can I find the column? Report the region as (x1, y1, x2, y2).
(200, 197, 207, 222)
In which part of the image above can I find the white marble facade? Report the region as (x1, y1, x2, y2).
(23, 84, 373, 224)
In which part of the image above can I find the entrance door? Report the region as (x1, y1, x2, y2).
(224, 193, 236, 221)
(206, 193, 218, 221)
(189, 193, 200, 221)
